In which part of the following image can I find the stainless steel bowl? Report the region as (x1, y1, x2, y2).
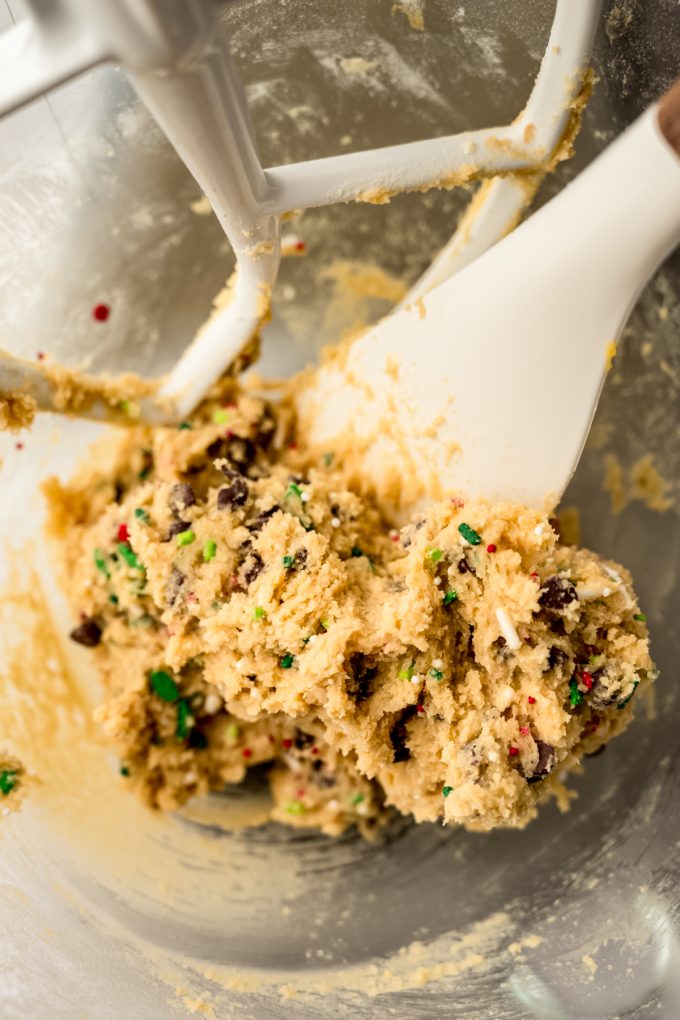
(2, 1, 680, 1016)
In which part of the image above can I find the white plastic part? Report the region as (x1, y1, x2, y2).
(0, 0, 599, 422)
(298, 105, 680, 508)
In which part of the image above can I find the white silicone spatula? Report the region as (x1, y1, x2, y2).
(296, 81, 680, 509)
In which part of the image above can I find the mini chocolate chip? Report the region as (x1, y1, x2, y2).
(457, 558, 470, 574)
(347, 654, 378, 703)
(294, 548, 308, 567)
(548, 646, 569, 669)
(589, 667, 619, 708)
(243, 552, 264, 585)
(228, 437, 257, 470)
(167, 519, 191, 540)
(549, 617, 566, 636)
(246, 505, 279, 532)
(256, 415, 276, 449)
(69, 617, 102, 647)
(169, 482, 195, 513)
(113, 481, 125, 503)
(311, 758, 324, 772)
(317, 774, 337, 789)
(539, 576, 577, 610)
(402, 536, 412, 548)
(218, 477, 249, 510)
(390, 706, 417, 763)
(294, 730, 315, 750)
(165, 566, 186, 607)
(526, 740, 555, 783)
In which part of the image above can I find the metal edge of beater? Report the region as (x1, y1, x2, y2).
(0, 0, 601, 425)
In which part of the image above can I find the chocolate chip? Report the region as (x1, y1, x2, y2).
(311, 758, 323, 772)
(166, 519, 191, 540)
(113, 481, 125, 503)
(526, 740, 555, 783)
(316, 773, 337, 789)
(539, 576, 577, 610)
(243, 551, 264, 585)
(217, 477, 249, 510)
(165, 566, 186, 607)
(169, 482, 196, 513)
(228, 437, 257, 470)
(246, 505, 279, 532)
(549, 617, 566, 636)
(294, 548, 308, 568)
(69, 617, 102, 647)
(457, 558, 470, 574)
(256, 412, 276, 448)
(402, 536, 412, 548)
(390, 706, 417, 763)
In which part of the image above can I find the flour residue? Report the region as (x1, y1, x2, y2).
(603, 453, 674, 515)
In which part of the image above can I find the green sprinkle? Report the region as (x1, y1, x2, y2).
(119, 399, 131, 416)
(301, 636, 311, 646)
(569, 677, 583, 708)
(351, 793, 365, 805)
(286, 482, 303, 499)
(429, 668, 444, 681)
(398, 662, 415, 681)
(0, 770, 18, 796)
(118, 542, 143, 570)
(351, 546, 364, 558)
(458, 522, 482, 545)
(282, 555, 294, 569)
(94, 548, 110, 579)
(254, 606, 267, 620)
(120, 765, 130, 778)
(108, 594, 119, 605)
(633, 613, 647, 623)
(176, 699, 193, 740)
(442, 590, 458, 605)
(177, 530, 196, 547)
(320, 618, 331, 630)
(617, 679, 640, 710)
(212, 600, 223, 611)
(226, 722, 241, 741)
(323, 452, 334, 467)
(213, 408, 229, 424)
(134, 508, 151, 524)
(442, 785, 453, 798)
(150, 670, 180, 703)
(286, 800, 306, 815)
(428, 548, 443, 562)
(178, 421, 192, 430)
(203, 539, 217, 562)
(280, 653, 295, 669)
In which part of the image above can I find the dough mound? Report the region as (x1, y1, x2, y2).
(46, 387, 653, 838)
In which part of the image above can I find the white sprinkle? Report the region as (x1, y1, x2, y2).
(487, 749, 499, 763)
(534, 525, 544, 536)
(357, 803, 369, 816)
(184, 770, 198, 785)
(576, 585, 614, 601)
(495, 607, 522, 650)
(389, 529, 399, 541)
(236, 658, 248, 672)
(203, 692, 222, 715)
(433, 577, 442, 586)
(328, 799, 339, 811)
(460, 535, 471, 547)
(301, 491, 310, 503)
(250, 687, 259, 698)
(496, 684, 515, 711)
(411, 674, 422, 685)
(432, 658, 443, 669)
(603, 565, 623, 584)
(331, 517, 341, 528)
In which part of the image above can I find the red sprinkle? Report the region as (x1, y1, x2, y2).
(296, 787, 306, 797)
(242, 747, 253, 759)
(289, 442, 298, 451)
(581, 670, 594, 690)
(417, 703, 425, 715)
(508, 746, 520, 757)
(486, 544, 497, 553)
(282, 738, 293, 749)
(294, 241, 306, 252)
(311, 746, 319, 755)
(450, 497, 465, 508)
(36, 351, 46, 361)
(389, 530, 400, 543)
(530, 571, 539, 581)
(15, 442, 24, 451)
(92, 303, 110, 322)
(117, 523, 129, 542)
(520, 726, 529, 736)
(528, 696, 536, 704)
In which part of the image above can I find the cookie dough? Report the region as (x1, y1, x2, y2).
(46, 384, 653, 837)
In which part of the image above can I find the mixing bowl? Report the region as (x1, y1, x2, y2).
(2, 1, 680, 1016)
